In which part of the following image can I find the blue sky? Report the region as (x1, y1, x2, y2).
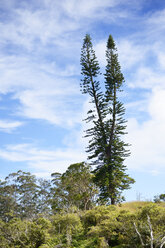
(0, 0, 165, 201)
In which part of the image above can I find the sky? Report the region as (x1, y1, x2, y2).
(0, 0, 165, 202)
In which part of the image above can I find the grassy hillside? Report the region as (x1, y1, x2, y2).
(117, 200, 165, 211)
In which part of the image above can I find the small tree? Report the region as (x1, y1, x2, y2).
(154, 193, 165, 203)
(80, 34, 134, 204)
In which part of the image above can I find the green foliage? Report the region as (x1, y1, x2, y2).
(0, 167, 163, 248)
(80, 34, 135, 204)
(0, 166, 97, 221)
(51, 162, 97, 211)
(0, 217, 51, 248)
(38, 245, 50, 248)
(52, 212, 83, 247)
(81, 202, 165, 247)
(0, 201, 164, 247)
(159, 193, 165, 201)
(37, 178, 52, 216)
(0, 171, 52, 221)
(0, 179, 19, 221)
(154, 193, 165, 203)
(80, 34, 107, 163)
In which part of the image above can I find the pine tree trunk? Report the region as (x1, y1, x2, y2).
(111, 197, 115, 205)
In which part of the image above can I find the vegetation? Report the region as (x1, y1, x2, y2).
(0, 34, 163, 247)
(0, 169, 165, 247)
(0, 188, 165, 248)
(80, 34, 134, 204)
(0, 163, 95, 220)
(154, 194, 165, 203)
(51, 162, 97, 211)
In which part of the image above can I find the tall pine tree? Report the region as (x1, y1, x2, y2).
(80, 34, 134, 204)
(80, 34, 107, 163)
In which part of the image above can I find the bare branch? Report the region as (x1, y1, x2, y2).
(134, 222, 145, 247)
(147, 215, 154, 248)
(160, 236, 165, 248)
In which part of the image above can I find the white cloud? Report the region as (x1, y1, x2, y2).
(128, 66, 165, 89)
(0, 0, 144, 130)
(44, 0, 122, 21)
(0, 143, 86, 175)
(148, 89, 165, 121)
(125, 99, 148, 113)
(0, 0, 165, 181)
(0, 54, 83, 127)
(126, 88, 165, 174)
(0, 120, 23, 132)
(157, 52, 165, 70)
(0, 0, 129, 52)
(94, 38, 149, 70)
(15, 88, 83, 128)
(147, 9, 165, 31)
(94, 40, 106, 67)
(118, 39, 148, 70)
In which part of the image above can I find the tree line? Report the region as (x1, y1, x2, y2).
(1, 165, 164, 223)
(0, 163, 97, 221)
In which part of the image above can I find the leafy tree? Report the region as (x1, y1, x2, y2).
(159, 194, 165, 201)
(0, 179, 19, 221)
(52, 213, 83, 247)
(62, 162, 98, 210)
(0, 171, 52, 220)
(0, 217, 51, 248)
(37, 178, 52, 216)
(5, 170, 39, 219)
(51, 172, 67, 212)
(80, 34, 135, 204)
(154, 193, 165, 203)
(130, 204, 165, 248)
(51, 162, 97, 211)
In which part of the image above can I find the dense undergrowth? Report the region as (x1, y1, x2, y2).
(0, 201, 165, 248)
